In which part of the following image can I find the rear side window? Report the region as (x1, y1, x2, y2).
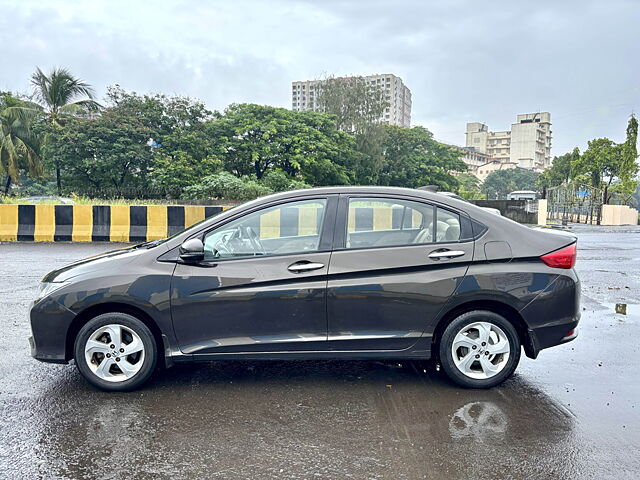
(345, 198, 435, 249)
(435, 207, 461, 242)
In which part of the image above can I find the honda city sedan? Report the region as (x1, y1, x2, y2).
(30, 187, 580, 391)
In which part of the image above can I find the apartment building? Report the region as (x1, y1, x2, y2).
(291, 74, 412, 127)
(465, 112, 552, 171)
(475, 161, 518, 182)
(450, 146, 492, 176)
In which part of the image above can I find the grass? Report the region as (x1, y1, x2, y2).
(0, 195, 227, 206)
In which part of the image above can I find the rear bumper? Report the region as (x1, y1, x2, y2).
(520, 272, 581, 358)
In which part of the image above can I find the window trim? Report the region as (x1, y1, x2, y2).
(190, 195, 338, 263)
(334, 194, 468, 252)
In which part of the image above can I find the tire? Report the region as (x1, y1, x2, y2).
(74, 312, 157, 391)
(438, 310, 521, 389)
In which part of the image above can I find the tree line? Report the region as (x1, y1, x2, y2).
(1, 69, 467, 200)
(538, 116, 638, 204)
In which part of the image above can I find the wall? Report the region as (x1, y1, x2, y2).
(600, 205, 639, 226)
(471, 200, 542, 225)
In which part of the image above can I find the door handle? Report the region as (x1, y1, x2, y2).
(287, 261, 325, 273)
(428, 250, 466, 260)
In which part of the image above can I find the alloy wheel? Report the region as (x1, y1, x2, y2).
(84, 323, 145, 382)
(451, 321, 511, 380)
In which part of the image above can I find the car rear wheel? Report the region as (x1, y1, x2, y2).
(74, 313, 157, 391)
(439, 310, 521, 388)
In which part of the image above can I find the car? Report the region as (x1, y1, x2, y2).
(437, 192, 502, 216)
(29, 186, 580, 391)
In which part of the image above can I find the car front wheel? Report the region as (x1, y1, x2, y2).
(74, 312, 157, 391)
(439, 310, 521, 388)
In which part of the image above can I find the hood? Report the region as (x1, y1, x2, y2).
(42, 243, 165, 283)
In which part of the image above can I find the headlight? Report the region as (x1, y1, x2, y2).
(35, 281, 69, 303)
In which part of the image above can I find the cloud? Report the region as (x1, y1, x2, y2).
(1, 0, 638, 154)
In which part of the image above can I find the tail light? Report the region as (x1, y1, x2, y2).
(540, 243, 577, 269)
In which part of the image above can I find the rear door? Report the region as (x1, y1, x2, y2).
(326, 195, 474, 351)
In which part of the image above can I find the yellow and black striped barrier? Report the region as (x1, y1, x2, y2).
(0, 205, 232, 242)
(0, 204, 423, 242)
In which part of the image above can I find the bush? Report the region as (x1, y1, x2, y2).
(182, 172, 273, 201)
(260, 170, 310, 192)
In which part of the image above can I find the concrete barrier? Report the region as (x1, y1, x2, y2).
(0, 205, 231, 242)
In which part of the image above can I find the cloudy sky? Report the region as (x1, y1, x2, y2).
(1, 0, 639, 155)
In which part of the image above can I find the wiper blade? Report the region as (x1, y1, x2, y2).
(132, 238, 165, 249)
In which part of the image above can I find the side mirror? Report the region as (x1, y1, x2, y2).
(179, 238, 205, 263)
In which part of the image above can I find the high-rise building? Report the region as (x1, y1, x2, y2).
(465, 112, 552, 171)
(291, 74, 412, 127)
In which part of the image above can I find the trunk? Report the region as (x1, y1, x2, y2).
(56, 167, 62, 195)
(3, 176, 11, 195)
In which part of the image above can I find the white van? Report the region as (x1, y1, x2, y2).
(507, 190, 537, 200)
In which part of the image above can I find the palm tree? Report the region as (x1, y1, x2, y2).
(31, 67, 100, 194)
(0, 94, 42, 194)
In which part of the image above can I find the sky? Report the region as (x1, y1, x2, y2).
(1, 0, 639, 155)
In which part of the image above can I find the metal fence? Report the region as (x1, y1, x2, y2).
(546, 183, 603, 225)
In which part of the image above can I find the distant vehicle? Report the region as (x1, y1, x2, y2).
(438, 192, 502, 216)
(16, 196, 74, 204)
(507, 191, 537, 201)
(30, 186, 580, 391)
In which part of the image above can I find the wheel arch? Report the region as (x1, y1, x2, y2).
(431, 299, 538, 359)
(65, 302, 168, 367)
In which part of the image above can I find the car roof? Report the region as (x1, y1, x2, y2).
(231, 185, 493, 220)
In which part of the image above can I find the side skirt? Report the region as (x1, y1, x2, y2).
(169, 338, 432, 363)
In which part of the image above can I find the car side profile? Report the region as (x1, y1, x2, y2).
(29, 187, 580, 391)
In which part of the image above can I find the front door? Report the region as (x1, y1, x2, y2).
(327, 195, 474, 351)
(171, 197, 336, 355)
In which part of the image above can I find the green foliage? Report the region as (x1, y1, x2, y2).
(182, 172, 272, 201)
(376, 126, 466, 190)
(483, 168, 540, 199)
(213, 103, 355, 185)
(0, 92, 43, 193)
(455, 173, 483, 200)
(316, 76, 389, 181)
(31, 67, 100, 193)
(260, 170, 310, 192)
(538, 148, 579, 192)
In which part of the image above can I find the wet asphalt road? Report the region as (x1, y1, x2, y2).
(1, 225, 639, 479)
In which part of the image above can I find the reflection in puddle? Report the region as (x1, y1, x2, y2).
(449, 401, 507, 441)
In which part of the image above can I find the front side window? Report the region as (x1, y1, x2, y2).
(203, 199, 327, 260)
(345, 198, 435, 249)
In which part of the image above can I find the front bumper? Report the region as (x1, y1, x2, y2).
(29, 297, 76, 364)
(29, 335, 68, 364)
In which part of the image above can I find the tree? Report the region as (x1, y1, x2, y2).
(214, 104, 356, 185)
(483, 168, 540, 199)
(31, 67, 100, 193)
(456, 172, 483, 200)
(616, 113, 639, 201)
(103, 87, 222, 195)
(46, 108, 155, 196)
(537, 147, 580, 197)
(376, 125, 466, 190)
(0, 93, 42, 194)
(316, 76, 389, 182)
